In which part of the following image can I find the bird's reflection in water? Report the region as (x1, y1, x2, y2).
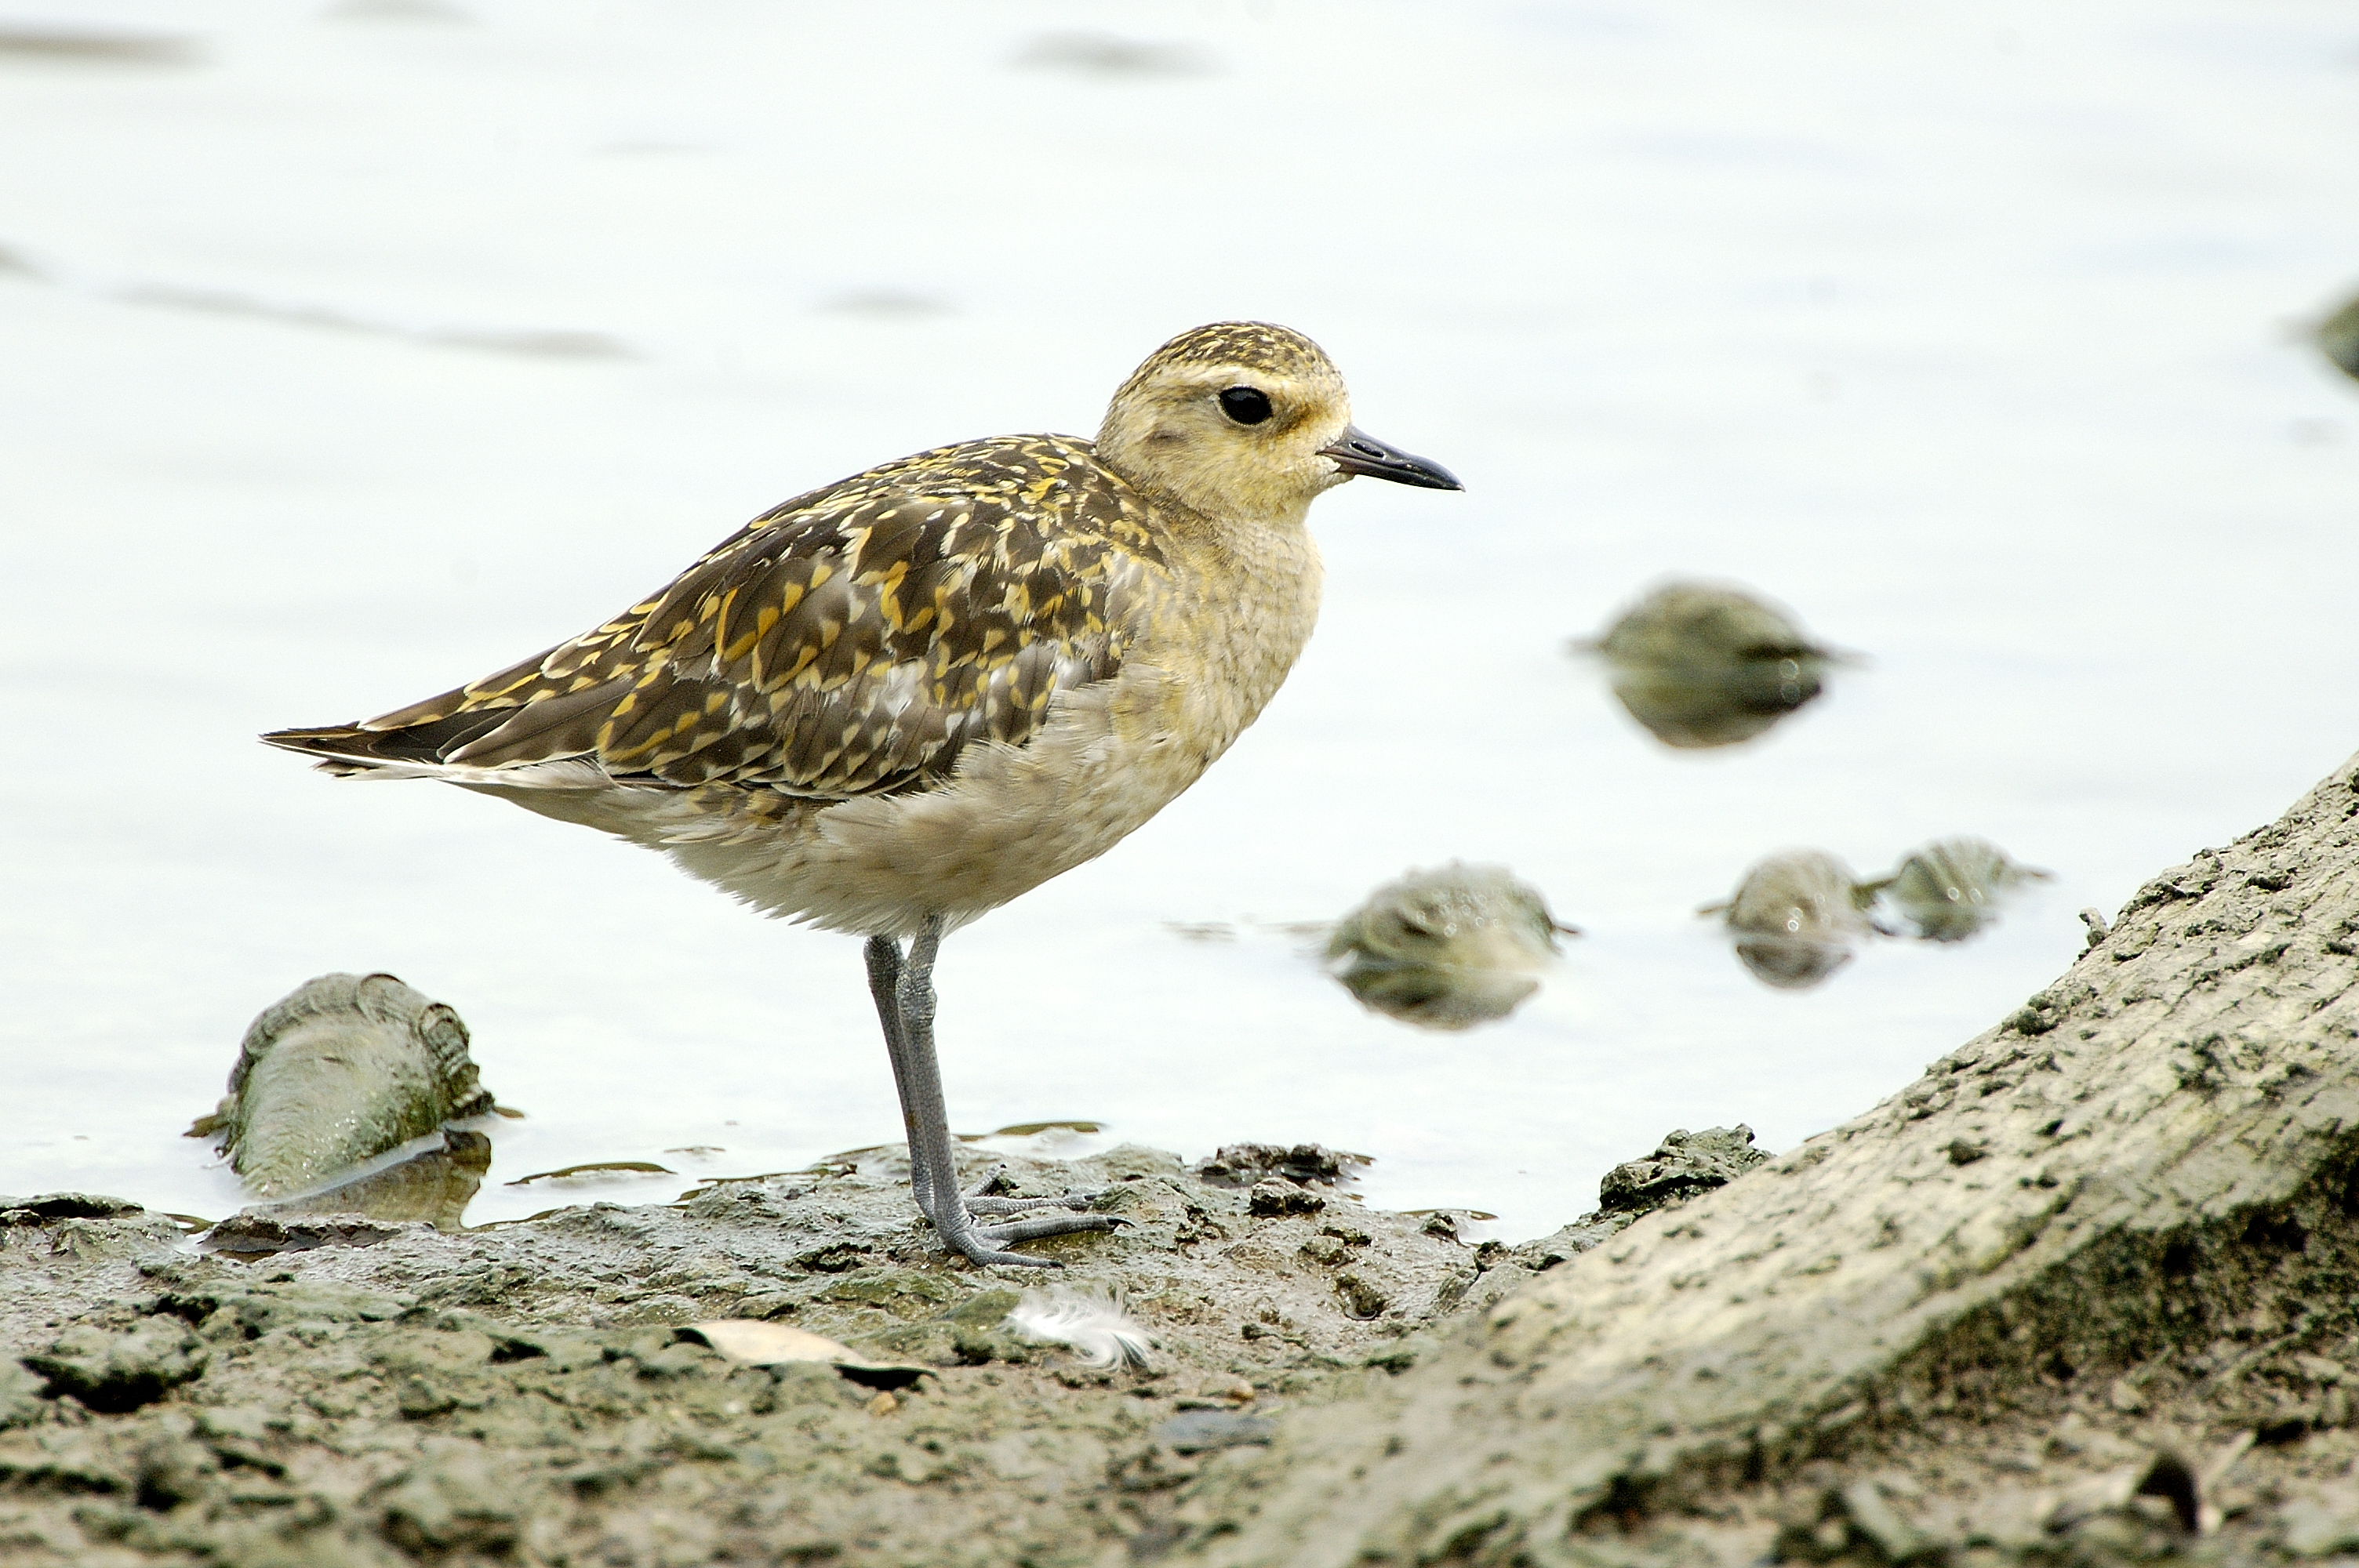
(1732, 932, 1859, 990)
(1336, 964, 1543, 1029)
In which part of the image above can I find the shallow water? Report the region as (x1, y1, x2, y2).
(5, 0, 2357, 1239)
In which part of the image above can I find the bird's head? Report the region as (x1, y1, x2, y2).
(1096, 321, 1460, 524)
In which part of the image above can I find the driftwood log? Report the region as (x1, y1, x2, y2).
(1189, 751, 2359, 1566)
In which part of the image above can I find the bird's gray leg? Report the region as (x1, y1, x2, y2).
(887, 916, 1124, 1269)
(863, 935, 932, 1216)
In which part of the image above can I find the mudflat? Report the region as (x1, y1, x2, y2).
(7, 753, 2359, 1566)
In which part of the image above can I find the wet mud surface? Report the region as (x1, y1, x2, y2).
(0, 1137, 1704, 1566)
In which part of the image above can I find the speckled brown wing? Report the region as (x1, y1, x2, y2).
(268, 437, 1169, 799)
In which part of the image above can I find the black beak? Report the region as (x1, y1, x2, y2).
(1319, 425, 1463, 491)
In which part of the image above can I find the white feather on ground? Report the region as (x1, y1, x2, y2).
(1005, 1286, 1156, 1370)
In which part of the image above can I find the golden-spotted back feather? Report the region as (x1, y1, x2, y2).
(271, 436, 1168, 801)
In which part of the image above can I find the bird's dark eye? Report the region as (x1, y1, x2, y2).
(1218, 386, 1273, 426)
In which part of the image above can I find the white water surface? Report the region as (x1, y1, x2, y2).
(4, 0, 2357, 1239)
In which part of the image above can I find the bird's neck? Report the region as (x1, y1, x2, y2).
(1171, 513, 1325, 746)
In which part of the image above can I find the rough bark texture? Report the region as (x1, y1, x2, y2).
(1184, 751, 2359, 1566)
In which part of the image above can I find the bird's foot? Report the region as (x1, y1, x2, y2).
(921, 1186, 1129, 1269)
(960, 1165, 1108, 1217)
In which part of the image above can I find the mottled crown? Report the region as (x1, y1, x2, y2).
(1110, 321, 1339, 402)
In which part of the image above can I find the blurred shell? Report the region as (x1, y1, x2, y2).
(1328, 862, 1565, 973)
(1327, 862, 1569, 1029)
(1710, 849, 1871, 991)
(1583, 582, 1837, 750)
(1865, 836, 2052, 943)
(2319, 291, 2359, 381)
(190, 973, 495, 1197)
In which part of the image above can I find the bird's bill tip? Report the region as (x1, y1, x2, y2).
(1319, 426, 1463, 491)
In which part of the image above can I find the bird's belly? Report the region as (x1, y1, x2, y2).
(656, 674, 1216, 936)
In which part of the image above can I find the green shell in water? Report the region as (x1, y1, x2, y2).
(1709, 849, 1873, 991)
(191, 973, 496, 1198)
(1327, 863, 1572, 1029)
(1582, 582, 1838, 750)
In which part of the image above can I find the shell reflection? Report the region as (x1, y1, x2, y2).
(187, 972, 500, 1214)
(1863, 837, 2052, 942)
(1327, 862, 1574, 1029)
(1705, 850, 1874, 990)
(1579, 582, 1841, 750)
(253, 1129, 492, 1232)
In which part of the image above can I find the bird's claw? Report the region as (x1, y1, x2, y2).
(923, 1183, 1129, 1269)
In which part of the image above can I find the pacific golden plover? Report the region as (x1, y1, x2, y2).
(265, 321, 1461, 1267)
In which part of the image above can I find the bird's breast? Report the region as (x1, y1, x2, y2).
(1121, 522, 1324, 771)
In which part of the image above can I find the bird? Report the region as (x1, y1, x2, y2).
(264, 321, 1462, 1268)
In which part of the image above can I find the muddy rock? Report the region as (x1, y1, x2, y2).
(1598, 1123, 1771, 1214)
(198, 1211, 416, 1258)
(22, 1317, 206, 1414)
(2, 1193, 146, 1224)
(1192, 1143, 1369, 1189)
(0, 1359, 42, 1429)
(375, 1436, 524, 1555)
(1155, 1410, 1277, 1454)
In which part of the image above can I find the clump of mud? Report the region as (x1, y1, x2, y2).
(1707, 837, 2053, 989)
(1190, 1142, 1370, 1189)
(182, 973, 512, 1235)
